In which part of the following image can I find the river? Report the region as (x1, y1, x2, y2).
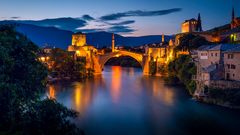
(47, 66, 240, 135)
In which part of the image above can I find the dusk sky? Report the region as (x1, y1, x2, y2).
(0, 0, 239, 36)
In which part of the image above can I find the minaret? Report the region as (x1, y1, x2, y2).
(232, 7, 235, 22)
(112, 33, 115, 52)
(231, 7, 236, 29)
(162, 34, 165, 43)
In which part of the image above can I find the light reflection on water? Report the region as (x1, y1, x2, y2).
(110, 66, 121, 103)
(46, 66, 240, 135)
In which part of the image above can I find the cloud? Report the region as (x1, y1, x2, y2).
(78, 24, 136, 34)
(11, 17, 21, 19)
(17, 17, 87, 31)
(77, 28, 104, 33)
(100, 8, 182, 21)
(81, 15, 95, 21)
(107, 25, 136, 34)
(4, 8, 181, 35)
(107, 20, 135, 25)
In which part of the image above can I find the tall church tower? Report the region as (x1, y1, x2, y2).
(197, 13, 203, 32)
(232, 7, 235, 22)
(231, 7, 240, 29)
(231, 7, 236, 29)
(112, 33, 115, 52)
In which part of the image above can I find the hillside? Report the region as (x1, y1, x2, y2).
(0, 21, 171, 49)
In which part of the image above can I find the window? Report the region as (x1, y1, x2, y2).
(231, 64, 236, 69)
(227, 64, 230, 69)
(201, 53, 207, 56)
(215, 53, 218, 57)
(211, 53, 213, 57)
(228, 54, 234, 59)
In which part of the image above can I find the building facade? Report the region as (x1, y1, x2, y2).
(194, 44, 240, 96)
(181, 18, 198, 33)
(223, 46, 240, 81)
(68, 32, 101, 74)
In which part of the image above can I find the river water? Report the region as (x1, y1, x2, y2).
(47, 66, 240, 135)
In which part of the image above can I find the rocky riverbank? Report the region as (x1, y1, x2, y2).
(195, 97, 240, 109)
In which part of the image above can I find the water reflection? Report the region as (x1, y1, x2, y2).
(48, 85, 56, 99)
(126, 67, 135, 76)
(110, 66, 121, 103)
(151, 78, 175, 105)
(140, 76, 175, 106)
(46, 66, 240, 135)
(47, 77, 106, 114)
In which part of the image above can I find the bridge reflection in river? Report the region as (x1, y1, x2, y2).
(111, 66, 121, 103)
(46, 66, 175, 113)
(46, 66, 240, 135)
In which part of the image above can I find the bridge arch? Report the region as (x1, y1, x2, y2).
(98, 51, 144, 70)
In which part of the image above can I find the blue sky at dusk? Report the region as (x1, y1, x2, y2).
(0, 0, 239, 36)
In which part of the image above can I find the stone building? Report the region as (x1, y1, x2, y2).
(193, 44, 240, 96)
(38, 45, 54, 69)
(181, 13, 202, 33)
(181, 18, 198, 33)
(220, 8, 240, 43)
(177, 8, 240, 46)
(223, 46, 240, 81)
(144, 41, 174, 65)
(68, 32, 101, 73)
(221, 28, 240, 43)
(175, 13, 220, 47)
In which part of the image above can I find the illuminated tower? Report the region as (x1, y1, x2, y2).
(112, 33, 115, 52)
(162, 34, 165, 43)
(72, 32, 86, 46)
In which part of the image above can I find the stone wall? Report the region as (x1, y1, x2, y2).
(209, 80, 240, 89)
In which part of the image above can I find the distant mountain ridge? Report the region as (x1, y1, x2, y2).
(0, 21, 171, 49)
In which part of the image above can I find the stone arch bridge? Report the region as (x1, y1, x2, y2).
(92, 50, 150, 75)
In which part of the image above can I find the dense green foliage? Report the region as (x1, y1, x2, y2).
(165, 34, 208, 95)
(0, 25, 82, 135)
(208, 88, 240, 106)
(50, 48, 93, 79)
(175, 34, 211, 51)
(166, 55, 196, 95)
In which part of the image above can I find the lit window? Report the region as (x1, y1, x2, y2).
(228, 54, 234, 59)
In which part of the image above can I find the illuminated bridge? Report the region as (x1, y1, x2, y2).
(93, 50, 150, 75)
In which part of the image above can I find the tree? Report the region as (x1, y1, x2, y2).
(0, 25, 47, 127)
(176, 34, 211, 51)
(23, 99, 81, 135)
(49, 48, 92, 79)
(166, 55, 196, 95)
(0, 25, 83, 135)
